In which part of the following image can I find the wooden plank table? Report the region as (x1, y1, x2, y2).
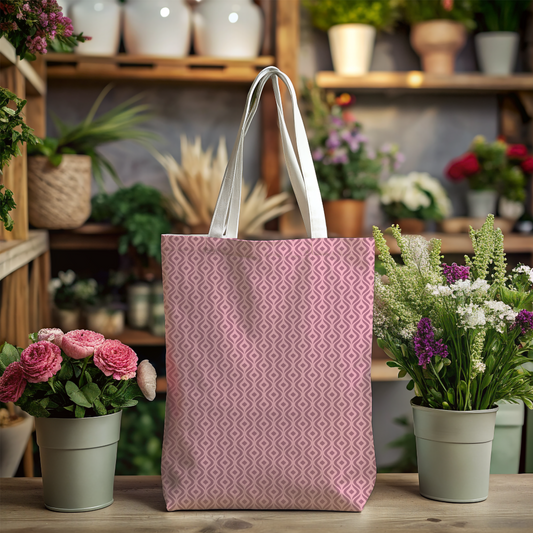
(1, 475, 531, 532)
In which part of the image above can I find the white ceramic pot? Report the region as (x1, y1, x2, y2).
(328, 24, 376, 76)
(124, 0, 191, 57)
(70, 0, 122, 56)
(0, 409, 34, 478)
(193, 0, 263, 58)
(466, 189, 498, 219)
(476, 32, 519, 75)
(86, 308, 125, 337)
(127, 283, 151, 329)
(56, 308, 81, 332)
(150, 282, 165, 337)
(499, 196, 525, 221)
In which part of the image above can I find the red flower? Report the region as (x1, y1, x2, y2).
(445, 152, 480, 181)
(521, 157, 533, 174)
(0, 362, 27, 403)
(507, 144, 528, 159)
(335, 93, 354, 107)
(20, 341, 62, 384)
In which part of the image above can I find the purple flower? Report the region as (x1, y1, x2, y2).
(394, 152, 405, 170)
(414, 318, 448, 369)
(512, 310, 533, 335)
(381, 143, 392, 153)
(330, 148, 348, 165)
(330, 116, 343, 128)
(442, 263, 470, 284)
(325, 131, 341, 149)
(312, 148, 324, 162)
(341, 130, 360, 152)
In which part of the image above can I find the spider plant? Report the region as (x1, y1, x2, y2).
(28, 85, 157, 191)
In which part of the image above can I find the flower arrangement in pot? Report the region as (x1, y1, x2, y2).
(303, 0, 400, 75)
(0, 328, 158, 512)
(403, 0, 477, 74)
(373, 215, 533, 502)
(474, 0, 530, 75)
(27, 86, 156, 230)
(446, 135, 530, 221)
(380, 171, 452, 234)
(304, 84, 402, 237)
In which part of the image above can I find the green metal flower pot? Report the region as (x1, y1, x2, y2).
(490, 400, 525, 474)
(35, 411, 122, 512)
(411, 400, 498, 503)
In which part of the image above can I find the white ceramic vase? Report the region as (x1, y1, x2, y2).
(123, 0, 191, 57)
(328, 24, 376, 76)
(56, 308, 81, 332)
(70, 0, 122, 56)
(475, 32, 519, 75)
(467, 189, 498, 219)
(193, 0, 263, 58)
(86, 308, 125, 337)
(127, 282, 151, 329)
(499, 196, 525, 221)
(0, 409, 34, 478)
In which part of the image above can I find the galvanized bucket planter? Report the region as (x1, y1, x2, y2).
(35, 411, 122, 512)
(411, 399, 498, 503)
(490, 400, 525, 474)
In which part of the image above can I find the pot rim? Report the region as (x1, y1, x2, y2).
(411, 398, 499, 414)
(38, 410, 123, 422)
(329, 23, 376, 31)
(413, 19, 465, 28)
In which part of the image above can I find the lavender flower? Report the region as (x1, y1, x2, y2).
(325, 130, 341, 149)
(341, 130, 360, 152)
(330, 148, 348, 165)
(512, 310, 533, 335)
(312, 148, 324, 162)
(330, 116, 343, 128)
(414, 317, 449, 368)
(442, 263, 470, 284)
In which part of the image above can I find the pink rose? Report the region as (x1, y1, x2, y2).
(94, 340, 138, 380)
(0, 362, 27, 403)
(62, 330, 105, 360)
(38, 328, 64, 348)
(136, 360, 157, 401)
(20, 341, 62, 383)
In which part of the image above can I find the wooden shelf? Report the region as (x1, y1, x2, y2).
(0, 37, 46, 95)
(46, 53, 275, 83)
(0, 230, 49, 281)
(383, 232, 533, 255)
(49, 223, 124, 250)
(316, 71, 533, 93)
(116, 327, 165, 347)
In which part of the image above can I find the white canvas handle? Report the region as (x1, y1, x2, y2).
(208, 66, 328, 239)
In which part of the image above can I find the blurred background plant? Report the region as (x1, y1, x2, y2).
(48, 270, 98, 311)
(475, 0, 530, 32)
(401, 0, 478, 30)
(378, 416, 418, 474)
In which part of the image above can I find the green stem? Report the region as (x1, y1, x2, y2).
(78, 356, 90, 388)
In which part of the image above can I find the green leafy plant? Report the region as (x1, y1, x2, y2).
(0, 330, 157, 419)
(374, 215, 533, 411)
(28, 86, 156, 190)
(476, 0, 530, 33)
(378, 416, 418, 473)
(91, 183, 172, 263)
(48, 270, 98, 310)
(303, 0, 401, 31)
(402, 0, 478, 31)
(303, 82, 402, 201)
(0, 185, 16, 232)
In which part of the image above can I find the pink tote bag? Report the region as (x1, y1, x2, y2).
(161, 67, 376, 512)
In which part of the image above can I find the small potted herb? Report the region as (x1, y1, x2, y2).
(27, 86, 155, 230)
(403, 0, 477, 74)
(380, 171, 452, 234)
(303, 0, 400, 75)
(475, 0, 530, 75)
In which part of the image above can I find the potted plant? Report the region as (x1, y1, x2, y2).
(0, 0, 88, 61)
(475, 0, 530, 75)
(27, 86, 155, 230)
(0, 89, 40, 234)
(446, 135, 529, 220)
(303, 0, 400, 75)
(48, 270, 98, 331)
(0, 328, 158, 512)
(304, 85, 402, 237)
(373, 215, 533, 502)
(403, 0, 477, 74)
(124, 0, 192, 57)
(380, 171, 452, 234)
(0, 400, 34, 477)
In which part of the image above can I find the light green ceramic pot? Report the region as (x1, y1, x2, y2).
(411, 399, 498, 503)
(490, 400, 524, 474)
(35, 411, 122, 512)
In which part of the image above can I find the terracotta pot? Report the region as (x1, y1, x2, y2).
(323, 200, 365, 238)
(393, 218, 425, 234)
(410, 20, 466, 75)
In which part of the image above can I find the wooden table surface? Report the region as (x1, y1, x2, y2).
(1, 475, 532, 532)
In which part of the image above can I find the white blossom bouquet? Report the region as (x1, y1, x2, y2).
(380, 172, 452, 221)
(374, 215, 533, 411)
(0, 329, 157, 418)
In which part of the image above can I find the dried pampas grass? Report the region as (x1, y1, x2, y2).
(155, 136, 293, 236)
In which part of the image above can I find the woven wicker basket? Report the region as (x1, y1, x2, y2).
(28, 155, 92, 230)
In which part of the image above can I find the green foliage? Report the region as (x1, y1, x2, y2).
(374, 215, 533, 411)
(476, 0, 530, 33)
(0, 185, 16, 232)
(91, 183, 173, 263)
(378, 416, 417, 473)
(402, 0, 478, 31)
(28, 86, 156, 191)
(303, 0, 401, 31)
(117, 399, 165, 475)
